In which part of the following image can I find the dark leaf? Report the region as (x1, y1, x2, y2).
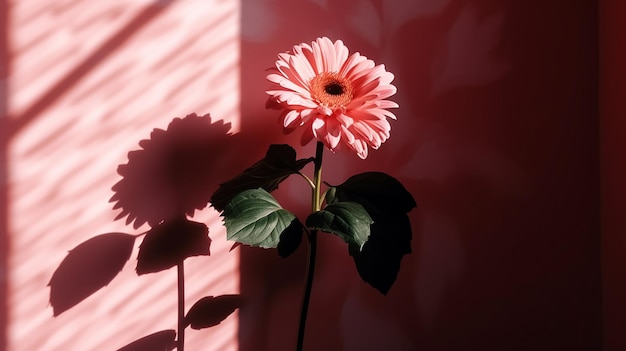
(326, 171, 416, 216)
(327, 172, 417, 294)
(306, 202, 373, 251)
(222, 188, 300, 249)
(211, 144, 313, 211)
(136, 218, 210, 275)
(48, 233, 135, 316)
(185, 295, 243, 330)
(115, 330, 176, 351)
(277, 219, 304, 258)
(349, 213, 413, 294)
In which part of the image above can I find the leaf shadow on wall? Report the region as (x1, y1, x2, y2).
(47, 113, 263, 350)
(48, 233, 136, 317)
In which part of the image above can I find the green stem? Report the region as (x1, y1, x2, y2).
(296, 142, 324, 351)
(297, 171, 316, 190)
(177, 261, 185, 351)
(296, 230, 317, 351)
(312, 142, 324, 211)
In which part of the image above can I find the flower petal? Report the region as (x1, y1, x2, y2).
(266, 37, 399, 159)
(283, 110, 302, 128)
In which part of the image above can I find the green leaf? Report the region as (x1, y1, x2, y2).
(306, 202, 373, 251)
(326, 172, 417, 295)
(277, 219, 304, 258)
(136, 218, 210, 275)
(222, 188, 301, 249)
(349, 214, 413, 295)
(185, 295, 242, 330)
(211, 144, 313, 211)
(326, 171, 416, 216)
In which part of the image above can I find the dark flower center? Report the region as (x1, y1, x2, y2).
(325, 82, 344, 95)
(310, 72, 354, 109)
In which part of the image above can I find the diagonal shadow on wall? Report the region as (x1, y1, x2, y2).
(0, 1, 177, 349)
(6, 0, 177, 137)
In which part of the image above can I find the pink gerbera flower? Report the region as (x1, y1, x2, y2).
(266, 37, 398, 159)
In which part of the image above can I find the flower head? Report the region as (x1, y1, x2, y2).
(266, 37, 398, 159)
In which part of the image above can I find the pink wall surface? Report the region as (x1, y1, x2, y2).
(0, 0, 607, 350)
(2, 1, 243, 350)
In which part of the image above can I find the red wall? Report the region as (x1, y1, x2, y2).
(601, 0, 626, 350)
(238, 1, 601, 350)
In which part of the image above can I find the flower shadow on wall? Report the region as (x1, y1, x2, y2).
(48, 114, 244, 351)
